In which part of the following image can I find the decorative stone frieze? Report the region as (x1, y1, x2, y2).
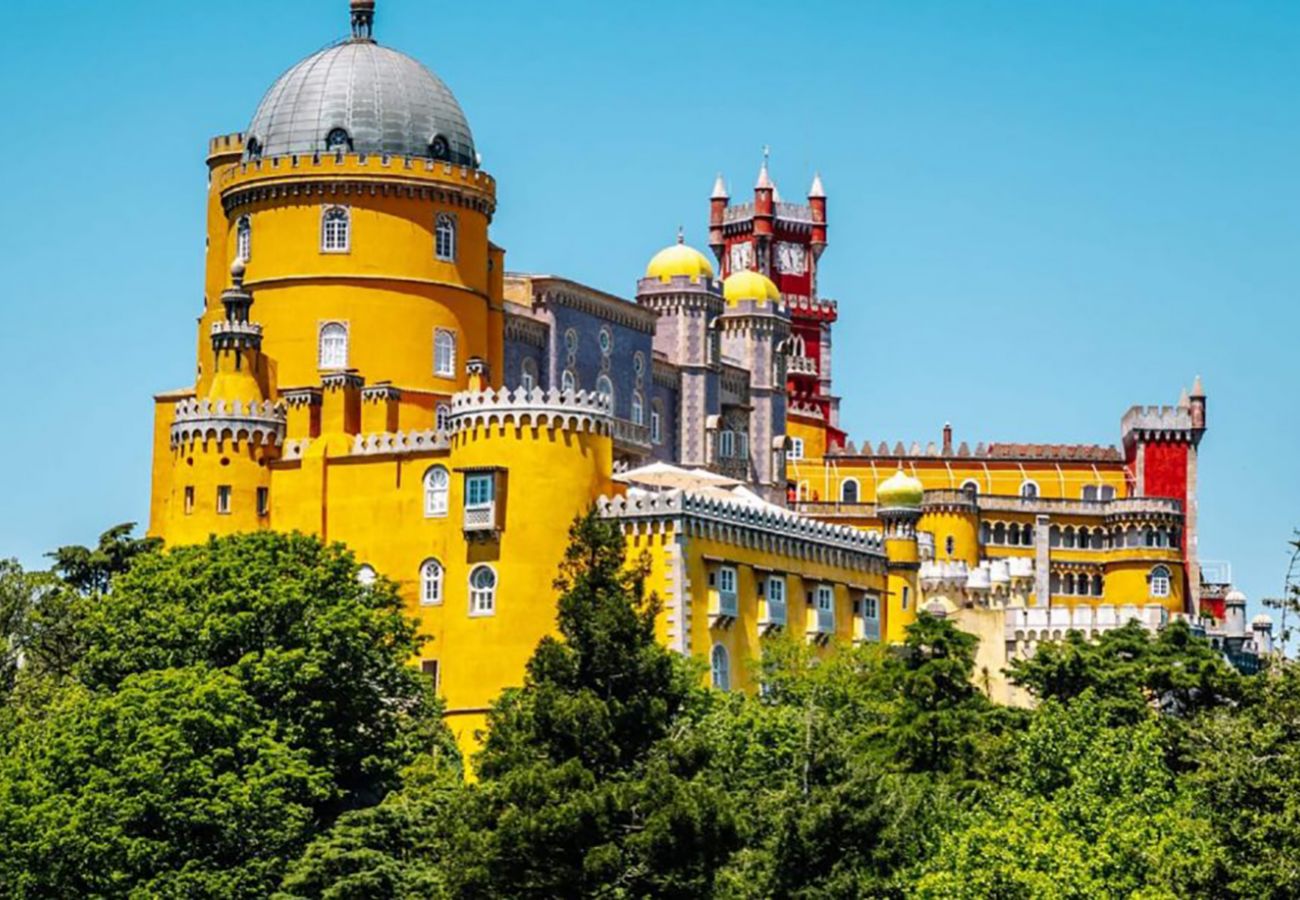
(170, 398, 286, 447)
(449, 386, 613, 435)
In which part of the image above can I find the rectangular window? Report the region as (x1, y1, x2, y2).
(184, 486, 195, 515)
(816, 585, 834, 611)
(466, 473, 494, 508)
(789, 437, 804, 460)
(863, 595, 879, 619)
(216, 485, 232, 515)
(256, 487, 269, 517)
(1100, 486, 1115, 501)
(902, 586, 911, 610)
(718, 567, 737, 595)
(718, 431, 734, 459)
(420, 659, 440, 689)
(1082, 485, 1098, 501)
(650, 410, 662, 445)
(767, 576, 785, 605)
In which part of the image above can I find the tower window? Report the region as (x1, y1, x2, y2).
(236, 215, 251, 262)
(420, 559, 444, 605)
(318, 322, 348, 370)
(435, 213, 457, 261)
(562, 369, 577, 392)
(424, 465, 449, 517)
(631, 391, 644, 426)
(1149, 565, 1172, 598)
(216, 485, 232, 515)
(183, 486, 195, 515)
(435, 404, 451, 432)
(711, 644, 730, 691)
(961, 480, 979, 498)
(840, 479, 860, 504)
(246, 136, 263, 159)
(256, 487, 269, 517)
(321, 206, 350, 253)
(434, 329, 457, 377)
(325, 127, 352, 151)
(945, 535, 955, 556)
(596, 375, 614, 401)
(469, 565, 497, 616)
(429, 134, 450, 160)
(789, 437, 805, 460)
(598, 328, 612, 355)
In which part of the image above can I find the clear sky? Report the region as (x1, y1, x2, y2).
(0, 1, 1296, 616)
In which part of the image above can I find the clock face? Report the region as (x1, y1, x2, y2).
(775, 241, 807, 275)
(729, 241, 753, 274)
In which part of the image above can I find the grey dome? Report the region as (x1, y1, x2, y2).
(244, 41, 476, 166)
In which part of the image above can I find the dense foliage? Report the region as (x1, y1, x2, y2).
(2, 517, 1299, 898)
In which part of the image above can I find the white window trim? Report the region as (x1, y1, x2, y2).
(434, 328, 457, 378)
(236, 215, 252, 262)
(435, 212, 457, 261)
(469, 564, 497, 617)
(424, 465, 449, 518)
(1150, 566, 1171, 598)
(318, 321, 349, 370)
(711, 643, 730, 691)
(520, 358, 538, 392)
(562, 369, 577, 392)
(420, 559, 444, 606)
(321, 205, 351, 254)
(631, 391, 644, 426)
(789, 437, 805, 460)
(650, 407, 662, 445)
(1019, 479, 1040, 499)
(839, 477, 860, 504)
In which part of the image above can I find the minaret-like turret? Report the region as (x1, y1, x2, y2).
(350, 0, 376, 41)
(753, 149, 775, 276)
(877, 469, 924, 642)
(808, 172, 827, 261)
(709, 174, 728, 264)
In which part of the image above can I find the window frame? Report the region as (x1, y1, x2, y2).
(520, 358, 538, 392)
(1019, 480, 1040, 499)
(788, 437, 805, 460)
(424, 465, 450, 518)
(318, 321, 349, 370)
(216, 485, 232, 515)
(1149, 565, 1172, 598)
(650, 406, 663, 444)
(465, 473, 494, 509)
(561, 369, 577, 392)
(840, 478, 860, 504)
(320, 205, 351, 253)
(630, 391, 644, 426)
(468, 564, 497, 616)
(435, 212, 457, 261)
(235, 215, 252, 262)
(434, 329, 457, 378)
(419, 558, 444, 606)
(711, 643, 730, 691)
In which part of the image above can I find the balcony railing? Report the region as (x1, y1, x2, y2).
(807, 604, 835, 640)
(787, 355, 817, 376)
(612, 417, 652, 454)
(463, 502, 496, 533)
(926, 491, 1183, 518)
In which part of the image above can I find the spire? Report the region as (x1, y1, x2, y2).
(1191, 374, 1205, 397)
(755, 146, 774, 190)
(350, 0, 376, 41)
(711, 173, 729, 200)
(1178, 387, 1190, 408)
(809, 171, 826, 198)
(676, 225, 684, 244)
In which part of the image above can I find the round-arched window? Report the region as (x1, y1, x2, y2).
(325, 127, 351, 151)
(424, 466, 449, 517)
(469, 565, 497, 615)
(419, 559, 443, 605)
(711, 644, 730, 691)
(840, 479, 860, 504)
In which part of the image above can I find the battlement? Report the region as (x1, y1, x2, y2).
(1007, 604, 1168, 640)
(599, 489, 886, 563)
(170, 398, 286, 448)
(449, 386, 613, 435)
(635, 274, 724, 298)
(1121, 403, 1198, 443)
(207, 132, 245, 163)
(218, 151, 497, 214)
(830, 439, 1122, 462)
(921, 557, 1034, 590)
(922, 489, 1182, 520)
(351, 429, 449, 457)
(785, 294, 838, 321)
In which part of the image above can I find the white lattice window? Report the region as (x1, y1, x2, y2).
(435, 404, 451, 432)
(1020, 480, 1040, 499)
(318, 322, 348, 370)
(236, 215, 251, 262)
(650, 408, 662, 444)
(631, 392, 644, 425)
(596, 375, 614, 400)
(321, 206, 350, 252)
(434, 329, 456, 377)
(435, 213, 456, 261)
(1150, 565, 1171, 598)
(711, 644, 730, 691)
(420, 559, 444, 605)
(469, 565, 497, 615)
(424, 466, 449, 517)
(789, 437, 804, 460)
(562, 370, 577, 392)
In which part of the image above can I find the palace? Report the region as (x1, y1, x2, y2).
(148, 0, 1270, 751)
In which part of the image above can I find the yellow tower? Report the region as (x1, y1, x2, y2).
(878, 469, 924, 641)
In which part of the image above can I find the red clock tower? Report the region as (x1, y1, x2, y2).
(708, 153, 845, 450)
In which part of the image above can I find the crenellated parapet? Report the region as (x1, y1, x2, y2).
(1121, 403, 1200, 446)
(210, 319, 264, 352)
(449, 386, 613, 435)
(170, 398, 286, 448)
(599, 489, 886, 570)
(350, 429, 449, 457)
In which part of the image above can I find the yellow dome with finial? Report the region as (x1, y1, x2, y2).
(722, 269, 781, 306)
(646, 231, 715, 284)
(877, 469, 924, 508)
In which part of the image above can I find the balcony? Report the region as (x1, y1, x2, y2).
(759, 596, 786, 633)
(463, 502, 497, 534)
(709, 588, 738, 627)
(787, 355, 817, 377)
(612, 417, 652, 456)
(806, 603, 835, 642)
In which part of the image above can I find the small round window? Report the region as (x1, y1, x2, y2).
(564, 329, 578, 353)
(325, 128, 351, 151)
(599, 329, 612, 354)
(429, 135, 450, 160)
(634, 352, 645, 375)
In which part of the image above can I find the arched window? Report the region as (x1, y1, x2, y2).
(434, 329, 456, 377)
(631, 391, 644, 425)
(596, 374, 614, 400)
(1022, 525, 1034, 546)
(357, 564, 377, 586)
(1064, 573, 1076, 595)
(1019, 480, 1039, 499)
(325, 127, 352, 151)
(1063, 527, 1076, 549)
(562, 369, 577, 392)
(945, 535, 955, 556)
(419, 559, 444, 605)
(1149, 565, 1171, 598)
(1078, 527, 1090, 549)
(318, 322, 348, 370)
(469, 565, 497, 615)
(1092, 574, 1104, 596)
(993, 522, 1006, 545)
(789, 437, 805, 460)
(980, 522, 991, 544)
(520, 358, 538, 392)
(960, 480, 979, 498)
(1143, 527, 1155, 548)
(236, 215, 251, 262)
(1008, 523, 1021, 546)
(1049, 525, 1060, 547)
(1050, 572, 1062, 594)
(246, 136, 263, 159)
(650, 402, 663, 445)
(435, 213, 457, 261)
(429, 134, 450, 160)
(435, 404, 451, 432)
(321, 206, 350, 252)
(423, 466, 449, 517)
(840, 479, 860, 504)
(711, 644, 730, 691)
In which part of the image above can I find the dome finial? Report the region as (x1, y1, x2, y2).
(351, 0, 376, 41)
(676, 225, 684, 245)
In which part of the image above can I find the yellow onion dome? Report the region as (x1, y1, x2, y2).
(722, 269, 781, 306)
(646, 234, 715, 284)
(877, 469, 924, 508)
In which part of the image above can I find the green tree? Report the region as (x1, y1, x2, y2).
(46, 521, 161, 595)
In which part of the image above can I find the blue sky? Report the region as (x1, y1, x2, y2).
(1, 0, 1296, 616)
